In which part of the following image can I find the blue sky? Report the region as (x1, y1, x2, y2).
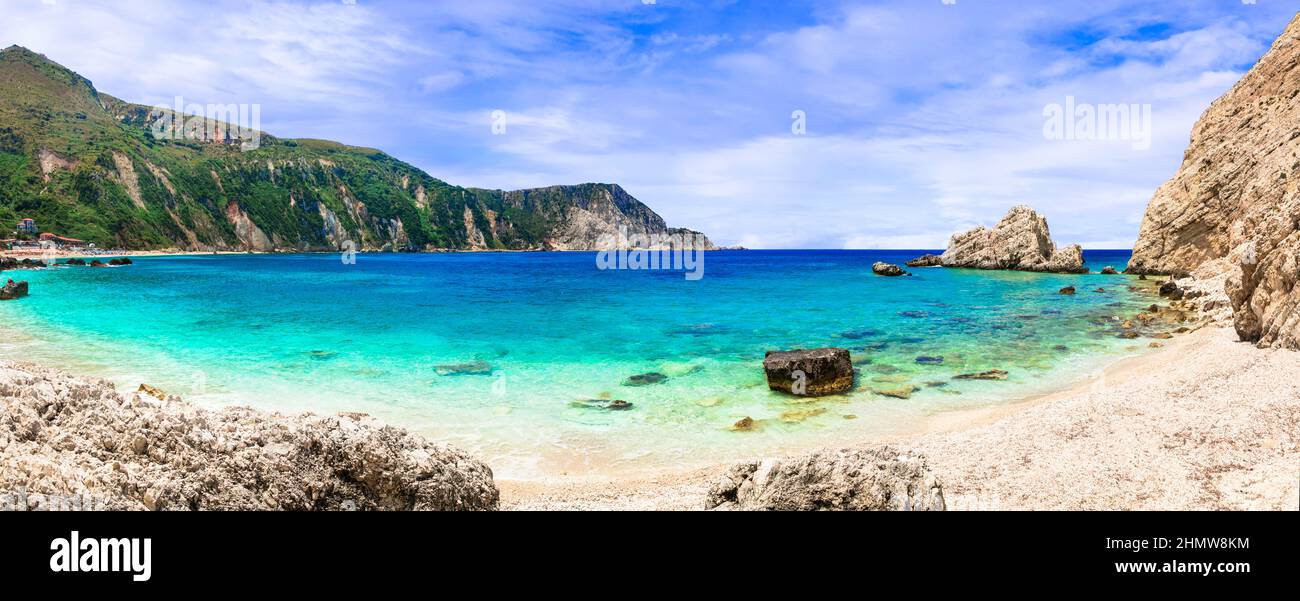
(3, 1, 1297, 248)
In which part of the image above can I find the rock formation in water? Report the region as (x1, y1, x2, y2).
(940, 206, 1086, 273)
(0, 46, 710, 252)
(1126, 14, 1300, 348)
(704, 447, 945, 511)
(0, 281, 28, 300)
(0, 363, 499, 510)
(905, 253, 943, 268)
(763, 348, 855, 396)
(871, 262, 907, 276)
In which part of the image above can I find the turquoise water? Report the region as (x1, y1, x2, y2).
(0, 250, 1159, 478)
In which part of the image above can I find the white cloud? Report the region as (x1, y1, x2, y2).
(2, 0, 1296, 249)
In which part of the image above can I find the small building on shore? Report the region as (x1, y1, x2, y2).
(16, 218, 36, 235)
(38, 232, 87, 249)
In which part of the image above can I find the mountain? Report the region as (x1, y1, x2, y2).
(0, 46, 711, 252)
(1126, 13, 1300, 347)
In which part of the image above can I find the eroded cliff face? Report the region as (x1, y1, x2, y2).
(1127, 14, 1300, 347)
(940, 205, 1086, 273)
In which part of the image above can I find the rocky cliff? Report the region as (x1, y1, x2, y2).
(939, 205, 1086, 273)
(0, 46, 709, 252)
(1127, 14, 1300, 348)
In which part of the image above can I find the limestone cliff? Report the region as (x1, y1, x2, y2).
(1126, 14, 1300, 347)
(940, 205, 1086, 273)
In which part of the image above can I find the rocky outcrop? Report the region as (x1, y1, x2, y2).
(0, 258, 46, 270)
(905, 253, 943, 267)
(940, 206, 1086, 273)
(0, 281, 28, 300)
(0, 363, 499, 510)
(1126, 15, 1300, 348)
(763, 348, 854, 396)
(871, 262, 906, 276)
(704, 447, 945, 511)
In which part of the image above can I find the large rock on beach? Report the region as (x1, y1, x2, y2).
(940, 205, 1086, 273)
(704, 447, 945, 511)
(763, 348, 854, 396)
(0, 363, 499, 510)
(1126, 15, 1300, 348)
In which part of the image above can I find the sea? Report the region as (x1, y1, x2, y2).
(0, 249, 1158, 479)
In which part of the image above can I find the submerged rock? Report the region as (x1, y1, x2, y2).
(435, 361, 494, 376)
(704, 447, 945, 511)
(730, 416, 757, 432)
(905, 253, 944, 268)
(763, 348, 854, 396)
(571, 398, 633, 411)
(779, 407, 828, 423)
(873, 385, 917, 399)
(871, 262, 907, 277)
(939, 205, 1087, 273)
(953, 369, 1009, 381)
(915, 356, 944, 365)
(1059, 286, 1076, 295)
(0, 362, 499, 510)
(0, 280, 28, 300)
(623, 372, 668, 386)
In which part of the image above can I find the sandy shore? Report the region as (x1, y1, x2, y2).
(501, 325, 1300, 510)
(1, 248, 248, 260)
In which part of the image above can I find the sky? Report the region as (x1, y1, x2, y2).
(2, 0, 1297, 249)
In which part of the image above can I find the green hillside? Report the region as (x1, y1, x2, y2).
(0, 46, 703, 251)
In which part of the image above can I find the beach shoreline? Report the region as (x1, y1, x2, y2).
(499, 324, 1300, 510)
(2, 254, 1296, 510)
(2, 319, 1295, 510)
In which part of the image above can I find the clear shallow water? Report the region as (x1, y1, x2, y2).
(0, 250, 1156, 478)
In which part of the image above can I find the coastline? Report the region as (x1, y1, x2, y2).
(3, 254, 1296, 509)
(500, 324, 1300, 510)
(3, 316, 1296, 510)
